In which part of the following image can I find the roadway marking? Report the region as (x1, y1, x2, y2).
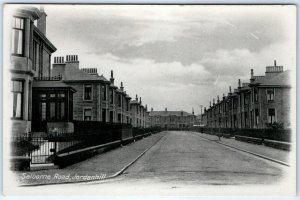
(191, 132, 290, 167)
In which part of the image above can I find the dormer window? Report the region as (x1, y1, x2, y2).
(11, 17, 25, 56)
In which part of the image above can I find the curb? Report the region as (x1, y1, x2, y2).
(19, 133, 165, 187)
(194, 133, 290, 167)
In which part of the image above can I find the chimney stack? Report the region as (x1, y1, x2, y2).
(140, 97, 142, 104)
(217, 95, 220, 103)
(37, 6, 47, 35)
(274, 60, 277, 67)
(238, 79, 241, 88)
(151, 107, 153, 112)
(65, 55, 79, 69)
(136, 94, 138, 101)
(192, 107, 194, 115)
(223, 93, 225, 100)
(165, 107, 167, 112)
(250, 69, 255, 82)
(210, 101, 211, 107)
(213, 98, 215, 105)
(110, 70, 114, 84)
(229, 86, 232, 93)
(145, 104, 148, 111)
(120, 82, 124, 91)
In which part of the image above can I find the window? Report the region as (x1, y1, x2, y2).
(267, 88, 274, 102)
(254, 88, 258, 102)
(102, 109, 106, 122)
(84, 84, 92, 101)
(33, 40, 40, 71)
(268, 108, 276, 124)
(57, 102, 65, 120)
(11, 17, 24, 55)
(109, 89, 113, 104)
(118, 94, 122, 107)
(118, 114, 121, 123)
(11, 80, 23, 118)
(41, 102, 46, 121)
(255, 109, 259, 125)
(101, 85, 106, 100)
(84, 108, 92, 121)
(110, 111, 113, 123)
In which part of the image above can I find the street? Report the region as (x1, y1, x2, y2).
(10, 131, 292, 195)
(119, 131, 286, 185)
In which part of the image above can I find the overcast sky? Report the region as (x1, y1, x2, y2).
(42, 5, 295, 114)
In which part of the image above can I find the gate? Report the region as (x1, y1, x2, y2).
(29, 133, 57, 164)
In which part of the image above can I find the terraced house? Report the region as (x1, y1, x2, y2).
(51, 55, 133, 124)
(130, 95, 147, 128)
(204, 61, 292, 130)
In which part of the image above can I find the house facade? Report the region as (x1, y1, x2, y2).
(51, 55, 134, 124)
(9, 6, 60, 135)
(204, 61, 292, 130)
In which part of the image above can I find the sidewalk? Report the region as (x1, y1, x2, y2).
(14, 132, 165, 186)
(194, 132, 290, 163)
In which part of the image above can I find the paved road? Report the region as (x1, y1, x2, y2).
(11, 131, 292, 195)
(119, 131, 286, 185)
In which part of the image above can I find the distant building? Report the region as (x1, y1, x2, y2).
(204, 61, 291, 129)
(148, 108, 196, 129)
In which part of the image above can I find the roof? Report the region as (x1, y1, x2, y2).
(259, 70, 291, 87)
(32, 80, 76, 92)
(130, 99, 140, 104)
(33, 26, 56, 53)
(149, 111, 194, 117)
(63, 66, 109, 83)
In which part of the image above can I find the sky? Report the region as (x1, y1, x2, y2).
(41, 5, 295, 114)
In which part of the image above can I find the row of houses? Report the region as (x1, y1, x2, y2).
(202, 61, 291, 130)
(10, 6, 149, 135)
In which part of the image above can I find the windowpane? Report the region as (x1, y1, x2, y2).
(84, 85, 92, 100)
(268, 108, 276, 124)
(50, 102, 56, 120)
(84, 109, 92, 121)
(60, 102, 65, 120)
(15, 18, 20, 28)
(41, 102, 46, 121)
(11, 81, 23, 118)
(267, 89, 274, 101)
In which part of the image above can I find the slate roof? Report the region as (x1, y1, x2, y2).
(63, 66, 109, 83)
(149, 111, 194, 117)
(259, 70, 291, 86)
